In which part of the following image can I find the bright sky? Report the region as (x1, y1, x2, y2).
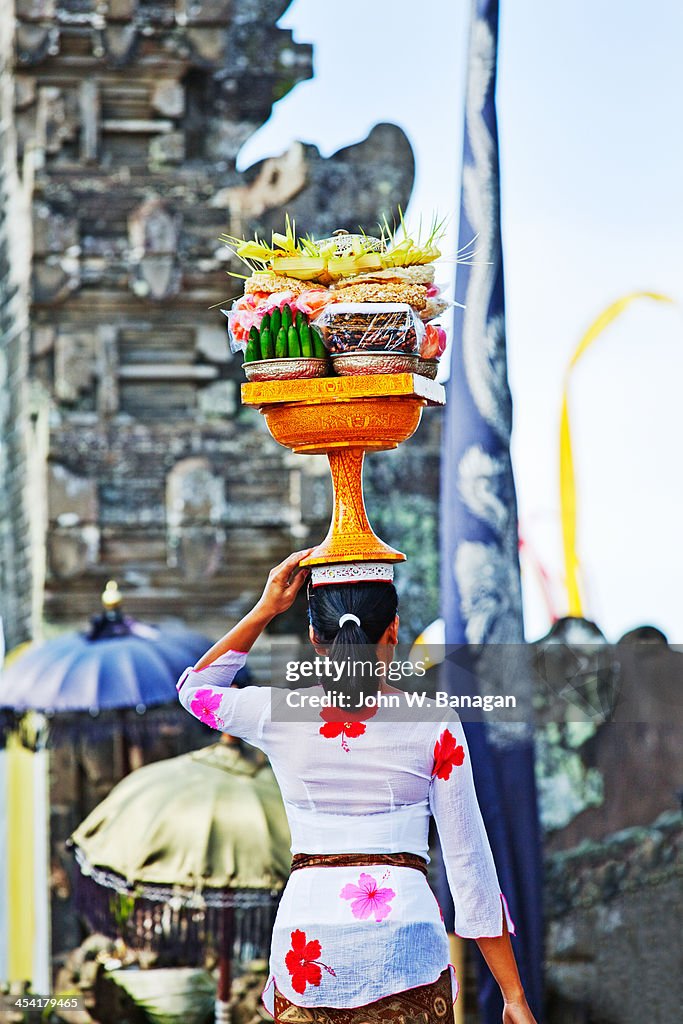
(239, 0, 683, 643)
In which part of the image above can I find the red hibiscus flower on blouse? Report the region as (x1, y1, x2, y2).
(432, 728, 465, 780)
(319, 705, 377, 752)
(285, 930, 336, 994)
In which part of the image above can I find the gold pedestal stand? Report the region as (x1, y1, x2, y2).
(241, 373, 445, 567)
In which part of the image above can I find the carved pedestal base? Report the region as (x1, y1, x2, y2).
(241, 374, 445, 566)
(305, 448, 404, 565)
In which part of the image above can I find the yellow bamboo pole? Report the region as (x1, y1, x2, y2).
(6, 733, 35, 983)
(449, 933, 466, 1024)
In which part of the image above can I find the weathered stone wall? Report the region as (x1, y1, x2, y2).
(544, 811, 682, 1024)
(0, 0, 35, 649)
(365, 409, 442, 640)
(536, 636, 683, 1022)
(534, 631, 683, 853)
(11, 0, 416, 637)
(543, 719, 682, 855)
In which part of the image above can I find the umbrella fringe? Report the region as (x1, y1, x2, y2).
(72, 852, 281, 967)
(1, 705, 205, 750)
(49, 706, 191, 747)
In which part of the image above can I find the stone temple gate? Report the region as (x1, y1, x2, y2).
(0, 0, 424, 645)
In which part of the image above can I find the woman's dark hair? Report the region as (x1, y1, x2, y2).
(307, 582, 398, 707)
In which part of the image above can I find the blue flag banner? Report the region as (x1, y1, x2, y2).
(440, 0, 544, 1020)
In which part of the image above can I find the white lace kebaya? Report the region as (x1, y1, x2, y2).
(177, 651, 516, 1014)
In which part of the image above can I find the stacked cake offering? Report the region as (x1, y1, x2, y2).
(233, 219, 447, 569)
(222, 217, 448, 382)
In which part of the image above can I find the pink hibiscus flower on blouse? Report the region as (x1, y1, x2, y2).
(339, 872, 396, 922)
(432, 728, 465, 780)
(189, 688, 224, 729)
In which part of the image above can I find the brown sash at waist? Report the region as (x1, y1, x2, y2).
(290, 852, 428, 877)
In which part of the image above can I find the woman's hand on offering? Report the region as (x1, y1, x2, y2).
(502, 996, 538, 1024)
(256, 548, 315, 620)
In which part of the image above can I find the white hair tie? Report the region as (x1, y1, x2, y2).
(338, 613, 361, 628)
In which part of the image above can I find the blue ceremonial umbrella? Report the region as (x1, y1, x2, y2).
(0, 581, 210, 746)
(0, 620, 208, 714)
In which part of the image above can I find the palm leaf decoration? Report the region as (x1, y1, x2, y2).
(219, 211, 447, 284)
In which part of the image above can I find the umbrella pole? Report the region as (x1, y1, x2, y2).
(215, 905, 234, 1023)
(125, 741, 144, 773)
(215, 957, 231, 1023)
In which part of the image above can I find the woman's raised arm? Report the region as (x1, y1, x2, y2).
(177, 549, 313, 744)
(192, 548, 313, 669)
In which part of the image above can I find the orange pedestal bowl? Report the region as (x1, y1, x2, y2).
(241, 373, 445, 566)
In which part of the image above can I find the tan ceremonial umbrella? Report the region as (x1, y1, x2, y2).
(70, 740, 290, 1023)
